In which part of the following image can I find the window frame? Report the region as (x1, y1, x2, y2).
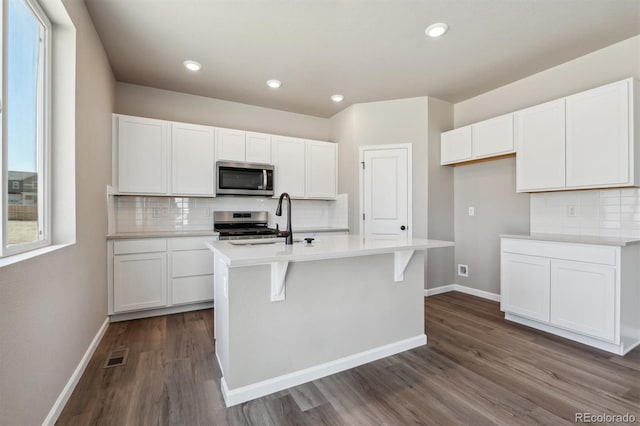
(0, 0, 52, 257)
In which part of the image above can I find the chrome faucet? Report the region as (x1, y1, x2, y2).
(275, 192, 293, 244)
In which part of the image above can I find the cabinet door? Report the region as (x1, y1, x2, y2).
(472, 113, 514, 158)
(117, 115, 169, 194)
(305, 141, 337, 199)
(172, 276, 214, 305)
(245, 132, 272, 163)
(566, 79, 631, 188)
(550, 260, 616, 341)
(215, 128, 246, 162)
(441, 126, 472, 164)
(114, 252, 167, 312)
(501, 253, 550, 322)
(271, 136, 306, 197)
(171, 123, 215, 195)
(515, 99, 566, 192)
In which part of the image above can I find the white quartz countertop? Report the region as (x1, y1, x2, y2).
(206, 235, 454, 267)
(107, 231, 220, 240)
(500, 233, 640, 247)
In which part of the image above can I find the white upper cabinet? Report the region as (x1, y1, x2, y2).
(271, 136, 306, 197)
(441, 113, 515, 165)
(441, 126, 472, 165)
(566, 79, 632, 188)
(171, 123, 215, 196)
(305, 140, 337, 199)
(245, 132, 272, 164)
(215, 128, 246, 162)
(117, 115, 170, 194)
(516, 99, 566, 192)
(472, 113, 514, 159)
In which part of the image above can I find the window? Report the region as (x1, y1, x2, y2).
(1, 0, 50, 256)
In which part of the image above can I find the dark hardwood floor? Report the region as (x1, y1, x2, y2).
(57, 292, 640, 425)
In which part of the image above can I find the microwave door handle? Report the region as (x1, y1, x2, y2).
(263, 169, 267, 190)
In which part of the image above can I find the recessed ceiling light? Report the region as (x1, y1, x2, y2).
(266, 79, 282, 89)
(425, 23, 449, 38)
(331, 94, 344, 103)
(183, 60, 202, 71)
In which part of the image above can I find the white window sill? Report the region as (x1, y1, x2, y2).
(0, 242, 75, 268)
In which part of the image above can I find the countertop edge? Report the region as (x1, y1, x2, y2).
(107, 231, 220, 240)
(500, 233, 640, 247)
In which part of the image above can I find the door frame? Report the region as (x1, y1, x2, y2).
(358, 144, 413, 235)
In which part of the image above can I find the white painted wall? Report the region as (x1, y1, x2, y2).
(452, 35, 640, 295)
(0, 0, 115, 424)
(115, 83, 331, 141)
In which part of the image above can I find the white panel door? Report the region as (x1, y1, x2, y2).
(515, 99, 566, 192)
(215, 128, 246, 162)
(500, 253, 550, 322)
(271, 136, 306, 197)
(114, 252, 167, 312)
(472, 113, 514, 158)
(305, 141, 337, 199)
(441, 126, 472, 164)
(566, 79, 630, 188)
(245, 132, 272, 163)
(363, 147, 409, 236)
(550, 260, 616, 341)
(171, 123, 215, 195)
(117, 115, 169, 194)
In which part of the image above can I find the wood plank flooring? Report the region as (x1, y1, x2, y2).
(57, 292, 640, 425)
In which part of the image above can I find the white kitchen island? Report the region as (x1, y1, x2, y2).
(206, 234, 454, 407)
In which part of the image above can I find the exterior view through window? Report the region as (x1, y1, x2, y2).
(4, 0, 49, 253)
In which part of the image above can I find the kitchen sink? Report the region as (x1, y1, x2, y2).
(228, 238, 302, 246)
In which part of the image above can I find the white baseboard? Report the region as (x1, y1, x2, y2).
(42, 317, 109, 426)
(221, 334, 427, 407)
(424, 284, 501, 302)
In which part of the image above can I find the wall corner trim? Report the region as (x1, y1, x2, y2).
(424, 284, 501, 302)
(42, 317, 109, 426)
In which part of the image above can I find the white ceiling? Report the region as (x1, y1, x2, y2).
(85, 0, 640, 118)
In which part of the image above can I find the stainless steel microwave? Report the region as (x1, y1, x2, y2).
(216, 161, 274, 196)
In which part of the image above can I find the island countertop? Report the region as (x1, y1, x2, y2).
(206, 234, 454, 267)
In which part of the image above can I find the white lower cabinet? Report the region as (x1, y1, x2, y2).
(500, 238, 640, 355)
(109, 236, 217, 319)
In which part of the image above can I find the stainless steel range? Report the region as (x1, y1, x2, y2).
(213, 211, 279, 240)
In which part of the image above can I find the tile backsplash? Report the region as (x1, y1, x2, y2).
(530, 188, 640, 238)
(114, 194, 349, 233)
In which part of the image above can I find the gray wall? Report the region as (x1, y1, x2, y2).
(451, 35, 640, 295)
(329, 97, 455, 289)
(115, 82, 331, 141)
(0, 0, 115, 424)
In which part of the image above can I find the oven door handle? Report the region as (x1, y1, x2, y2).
(263, 169, 267, 190)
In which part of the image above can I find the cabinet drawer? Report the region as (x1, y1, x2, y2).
(501, 239, 616, 266)
(171, 250, 214, 277)
(172, 276, 214, 305)
(114, 239, 167, 255)
(171, 236, 218, 251)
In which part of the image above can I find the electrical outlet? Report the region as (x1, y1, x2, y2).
(468, 207, 475, 217)
(458, 264, 469, 277)
(567, 205, 577, 217)
(152, 208, 161, 218)
(161, 207, 169, 217)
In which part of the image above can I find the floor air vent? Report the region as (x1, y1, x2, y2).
(104, 347, 129, 368)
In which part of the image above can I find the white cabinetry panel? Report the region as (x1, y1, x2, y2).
(172, 250, 214, 277)
(441, 126, 472, 164)
(171, 123, 215, 195)
(472, 113, 514, 159)
(272, 136, 306, 197)
(172, 276, 214, 305)
(550, 260, 616, 341)
(216, 128, 246, 162)
(515, 99, 566, 192)
(245, 132, 272, 164)
(305, 141, 337, 199)
(501, 253, 550, 322)
(117, 116, 169, 194)
(114, 252, 167, 312)
(566, 79, 630, 188)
